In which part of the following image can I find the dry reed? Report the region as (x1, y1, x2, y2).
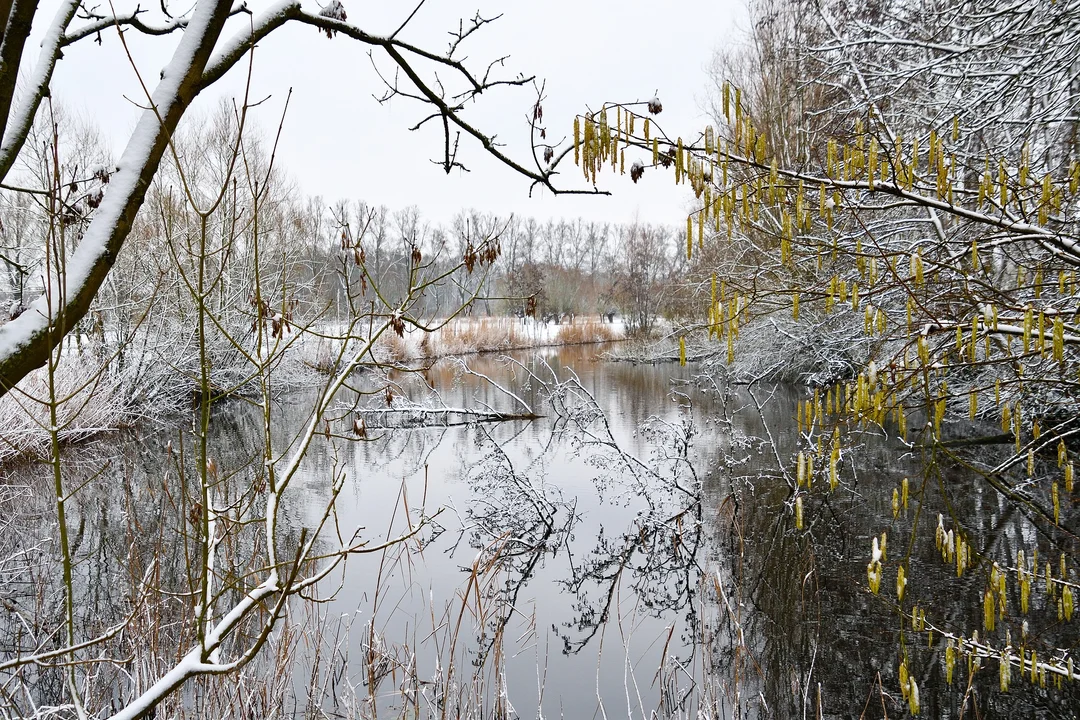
(556, 319, 617, 345)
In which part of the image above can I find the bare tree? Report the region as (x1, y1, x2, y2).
(0, 0, 597, 397)
(0, 3, 604, 717)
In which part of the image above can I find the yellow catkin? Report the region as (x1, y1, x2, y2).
(1054, 316, 1065, 362)
(830, 444, 840, 490)
(573, 117, 580, 165)
(1000, 160, 1008, 207)
(676, 138, 684, 184)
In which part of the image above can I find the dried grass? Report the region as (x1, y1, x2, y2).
(300, 335, 342, 373)
(436, 318, 521, 355)
(0, 353, 174, 464)
(556, 319, 617, 345)
(374, 330, 412, 363)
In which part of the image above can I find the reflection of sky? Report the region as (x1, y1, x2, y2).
(303, 345, 714, 718)
(8, 344, 1079, 718)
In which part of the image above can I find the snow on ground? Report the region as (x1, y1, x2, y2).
(0, 314, 625, 465)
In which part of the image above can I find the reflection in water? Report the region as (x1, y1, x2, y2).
(2, 344, 1079, 717)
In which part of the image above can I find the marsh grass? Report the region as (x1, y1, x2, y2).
(436, 317, 523, 356)
(556, 319, 617, 345)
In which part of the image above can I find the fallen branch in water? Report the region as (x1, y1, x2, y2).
(355, 406, 541, 429)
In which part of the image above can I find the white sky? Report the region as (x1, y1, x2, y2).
(41, 0, 748, 226)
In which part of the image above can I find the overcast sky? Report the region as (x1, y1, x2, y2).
(40, 0, 748, 226)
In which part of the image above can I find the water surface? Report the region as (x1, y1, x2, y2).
(3, 344, 1078, 718)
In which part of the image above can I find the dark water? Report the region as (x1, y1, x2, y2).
(2, 345, 1078, 718)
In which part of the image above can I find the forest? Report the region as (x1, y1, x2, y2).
(2, 0, 1080, 717)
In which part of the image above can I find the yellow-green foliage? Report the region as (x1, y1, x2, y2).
(575, 61, 1080, 704)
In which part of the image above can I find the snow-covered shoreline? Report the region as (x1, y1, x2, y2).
(0, 315, 625, 465)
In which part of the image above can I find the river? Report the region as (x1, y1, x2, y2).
(1, 343, 1077, 718)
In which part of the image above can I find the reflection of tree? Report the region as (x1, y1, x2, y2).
(0, 405, 320, 717)
(508, 369, 734, 665)
(701, 384, 1080, 719)
(460, 423, 576, 660)
(556, 410, 707, 656)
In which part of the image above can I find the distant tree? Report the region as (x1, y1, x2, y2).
(506, 261, 548, 318)
(614, 222, 673, 337)
(0, 0, 595, 396)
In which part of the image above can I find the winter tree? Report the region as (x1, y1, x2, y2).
(0, 0, 594, 396)
(0, 2, 594, 717)
(577, 0, 1080, 704)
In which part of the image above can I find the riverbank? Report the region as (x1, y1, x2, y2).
(370, 314, 624, 362)
(0, 315, 625, 465)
